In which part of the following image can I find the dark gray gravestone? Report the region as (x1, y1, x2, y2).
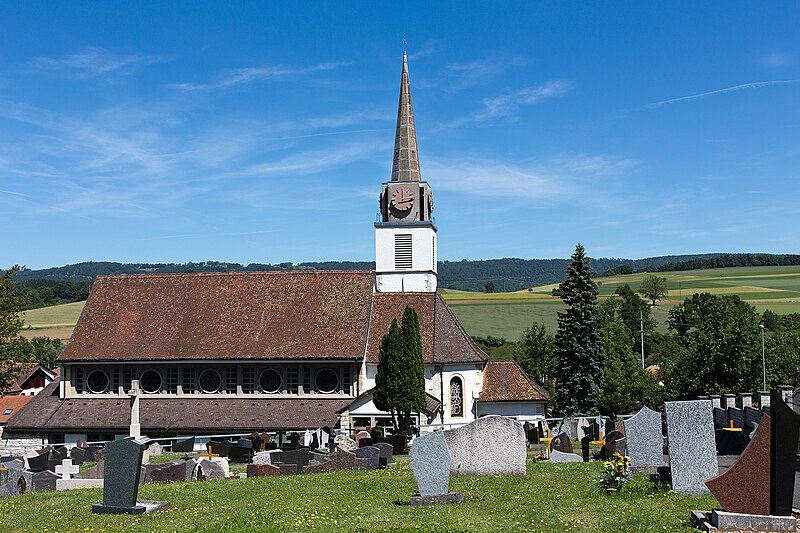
(84, 446, 103, 463)
(149, 459, 195, 483)
(624, 406, 663, 468)
(303, 449, 364, 474)
(373, 442, 393, 467)
(771, 390, 800, 516)
(206, 440, 231, 457)
(31, 470, 59, 492)
(27, 451, 50, 473)
(92, 437, 152, 514)
(172, 437, 195, 453)
(70, 446, 87, 466)
(280, 448, 312, 468)
(550, 432, 573, 454)
(354, 446, 380, 470)
(0, 468, 31, 497)
(713, 407, 728, 429)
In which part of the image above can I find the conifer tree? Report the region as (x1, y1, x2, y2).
(554, 244, 605, 415)
(373, 306, 426, 433)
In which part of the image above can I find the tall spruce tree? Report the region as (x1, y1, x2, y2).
(554, 244, 605, 415)
(373, 306, 427, 433)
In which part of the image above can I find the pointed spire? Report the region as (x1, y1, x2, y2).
(391, 44, 421, 181)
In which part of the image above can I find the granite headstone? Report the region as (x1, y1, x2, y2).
(665, 400, 718, 494)
(443, 416, 526, 476)
(549, 450, 582, 463)
(624, 406, 663, 468)
(354, 446, 380, 470)
(409, 431, 451, 498)
(92, 437, 153, 514)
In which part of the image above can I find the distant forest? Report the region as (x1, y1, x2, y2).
(12, 253, 799, 306)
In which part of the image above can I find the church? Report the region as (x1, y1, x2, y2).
(8, 50, 548, 445)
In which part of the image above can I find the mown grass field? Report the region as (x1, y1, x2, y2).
(0, 459, 716, 532)
(445, 265, 800, 341)
(18, 301, 85, 341)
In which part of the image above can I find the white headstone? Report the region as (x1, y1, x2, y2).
(55, 458, 79, 480)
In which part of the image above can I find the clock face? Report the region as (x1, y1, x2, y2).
(391, 187, 414, 211)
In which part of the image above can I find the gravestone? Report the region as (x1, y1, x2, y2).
(70, 446, 87, 465)
(713, 407, 728, 429)
(278, 463, 298, 475)
(549, 450, 582, 463)
(599, 430, 626, 460)
(375, 433, 407, 454)
(228, 445, 254, 464)
(252, 449, 282, 465)
(443, 416, 526, 476)
(354, 446, 380, 470)
(172, 437, 195, 453)
(31, 470, 58, 492)
(0, 468, 31, 497)
(92, 437, 168, 514)
(280, 448, 312, 468)
(303, 449, 364, 474)
(247, 463, 281, 477)
(206, 440, 231, 457)
(743, 406, 762, 436)
(409, 431, 461, 506)
(0, 458, 24, 470)
(624, 406, 663, 468)
(149, 459, 195, 484)
(75, 461, 104, 479)
(373, 442, 393, 467)
(27, 450, 50, 473)
(585, 421, 600, 441)
(665, 400, 718, 494)
(705, 414, 771, 515)
(84, 446, 103, 463)
(549, 432, 573, 454)
(771, 390, 800, 516)
(334, 434, 357, 452)
(727, 407, 743, 428)
(195, 458, 226, 480)
(580, 435, 591, 462)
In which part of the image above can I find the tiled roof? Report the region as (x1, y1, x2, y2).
(0, 395, 34, 424)
(7, 394, 350, 433)
(60, 271, 375, 362)
(479, 360, 549, 402)
(0, 363, 54, 392)
(337, 387, 442, 416)
(365, 292, 486, 364)
(3, 378, 62, 429)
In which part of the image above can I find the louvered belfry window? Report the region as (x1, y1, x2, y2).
(395, 234, 413, 270)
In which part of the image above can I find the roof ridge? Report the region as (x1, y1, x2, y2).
(96, 270, 377, 280)
(435, 292, 489, 362)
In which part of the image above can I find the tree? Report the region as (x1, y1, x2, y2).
(638, 275, 668, 306)
(6, 336, 64, 369)
(484, 281, 495, 293)
(0, 265, 26, 394)
(662, 293, 761, 398)
(553, 244, 605, 416)
(373, 306, 427, 433)
(513, 321, 556, 397)
(601, 284, 656, 356)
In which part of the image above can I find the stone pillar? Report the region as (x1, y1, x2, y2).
(129, 380, 141, 438)
(738, 393, 753, 408)
(710, 395, 722, 409)
(758, 391, 770, 409)
(722, 394, 736, 409)
(777, 385, 793, 403)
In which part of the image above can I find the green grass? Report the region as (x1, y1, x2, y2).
(0, 459, 716, 532)
(20, 301, 86, 329)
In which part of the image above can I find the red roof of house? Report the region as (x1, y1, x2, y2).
(0, 394, 35, 424)
(59, 271, 486, 365)
(479, 360, 549, 402)
(0, 363, 55, 393)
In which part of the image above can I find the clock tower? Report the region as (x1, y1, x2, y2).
(375, 48, 437, 293)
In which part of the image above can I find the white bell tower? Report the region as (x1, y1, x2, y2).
(375, 48, 437, 293)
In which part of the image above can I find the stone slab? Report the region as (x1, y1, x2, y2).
(548, 450, 582, 463)
(0, 468, 31, 497)
(711, 509, 796, 531)
(354, 446, 380, 470)
(252, 449, 282, 465)
(624, 406, 663, 468)
(665, 400, 718, 494)
(92, 500, 170, 515)
(705, 414, 770, 515)
(31, 470, 59, 492)
(410, 431, 451, 498)
(56, 478, 104, 490)
(195, 458, 226, 480)
(771, 390, 800, 516)
(410, 492, 463, 507)
(303, 449, 364, 474)
(247, 463, 281, 477)
(443, 415, 526, 476)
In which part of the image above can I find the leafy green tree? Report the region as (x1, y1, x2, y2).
(7, 336, 64, 369)
(761, 309, 782, 331)
(662, 293, 760, 398)
(373, 306, 427, 433)
(638, 275, 668, 306)
(554, 244, 605, 416)
(600, 284, 656, 354)
(484, 281, 495, 293)
(0, 265, 26, 394)
(513, 321, 556, 397)
(763, 329, 800, 388)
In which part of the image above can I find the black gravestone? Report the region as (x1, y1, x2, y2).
(727, 407, 743, 429)
(713, 407, 728, 429)
(550, 432, 573, 454)
(280, 448, 312, 468)
(92, 437, 152, 515)
(206, 440, 231, 457)
(70, 446, 87, 465)
(285, 433, 302, 450)
(771, 390, 800, 516)
(228, 446, 254, 464)
(172, 436, 195, 453)
(585, 421, 600, 441)
(580, 435, 591, 462)
(358, 438, 374, 448)
(27, 451, 50, 473)
(84, 445, 103, 462)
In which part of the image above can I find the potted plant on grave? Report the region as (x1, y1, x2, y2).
(596, 452, 632, 494)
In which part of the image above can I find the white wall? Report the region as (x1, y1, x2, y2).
(375, 225, 437, 292)
(477, 401, 546, 421)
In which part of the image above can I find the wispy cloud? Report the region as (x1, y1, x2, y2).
(444, 55, 530, 91)
(171, 61, 352, 91)
(32, 47, 167, 79)
(637, 80, 800, 110)
(427, 153, 635, 201)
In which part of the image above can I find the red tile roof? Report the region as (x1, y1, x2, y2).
(60, 271, 375, 362)
(365, 292, 487, 364)
(0, 395, 34, 424)
(479, 360, 549, 402)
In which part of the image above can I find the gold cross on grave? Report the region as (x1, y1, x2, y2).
(198, 445, 220, 460)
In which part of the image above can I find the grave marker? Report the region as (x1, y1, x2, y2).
(665, 400, 718, 494)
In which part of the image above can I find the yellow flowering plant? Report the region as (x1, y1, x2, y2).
(596, 452, 632, 492)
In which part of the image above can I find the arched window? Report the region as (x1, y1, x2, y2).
(450, 377, 463, 417)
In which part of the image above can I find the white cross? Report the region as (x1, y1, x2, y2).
(55, 458, 79, 480)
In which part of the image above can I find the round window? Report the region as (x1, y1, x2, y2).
(259, 369, 282, 393)
(198, 369, 222, 393)
(86, 369, 110, 393)
(314, 368, 339, 394)
(139, 369, 162, 394)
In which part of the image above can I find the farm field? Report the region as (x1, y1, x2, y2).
(19, 301, 85, 341)
(0, 459, 716, 532)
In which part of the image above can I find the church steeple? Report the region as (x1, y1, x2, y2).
(391, 47, 421, 182)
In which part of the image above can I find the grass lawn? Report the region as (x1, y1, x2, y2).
(0, 459, 716, 532)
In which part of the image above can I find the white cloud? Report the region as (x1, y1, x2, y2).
(444, 55, 530, 90)
(637, 80, 800, 110)
(476, 80, 572, 120)
(171, 61, 352, 91)
(32, 47, 167, 79)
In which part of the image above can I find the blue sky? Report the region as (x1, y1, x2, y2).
(1, 2, 798, 270)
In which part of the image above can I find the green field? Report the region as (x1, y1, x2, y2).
(18, 301, 85, 341)
(445, 265, 800, 341)
(0, 459, 715, 532)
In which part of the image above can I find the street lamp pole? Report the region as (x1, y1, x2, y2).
(759, 323, 766, 392)
(639, 308, 645, 369)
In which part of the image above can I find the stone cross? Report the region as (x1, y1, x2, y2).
(55, 458, 79, 480)
(129, 379, 141, 438)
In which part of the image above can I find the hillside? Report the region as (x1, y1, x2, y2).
(14, 253, 737, 292)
